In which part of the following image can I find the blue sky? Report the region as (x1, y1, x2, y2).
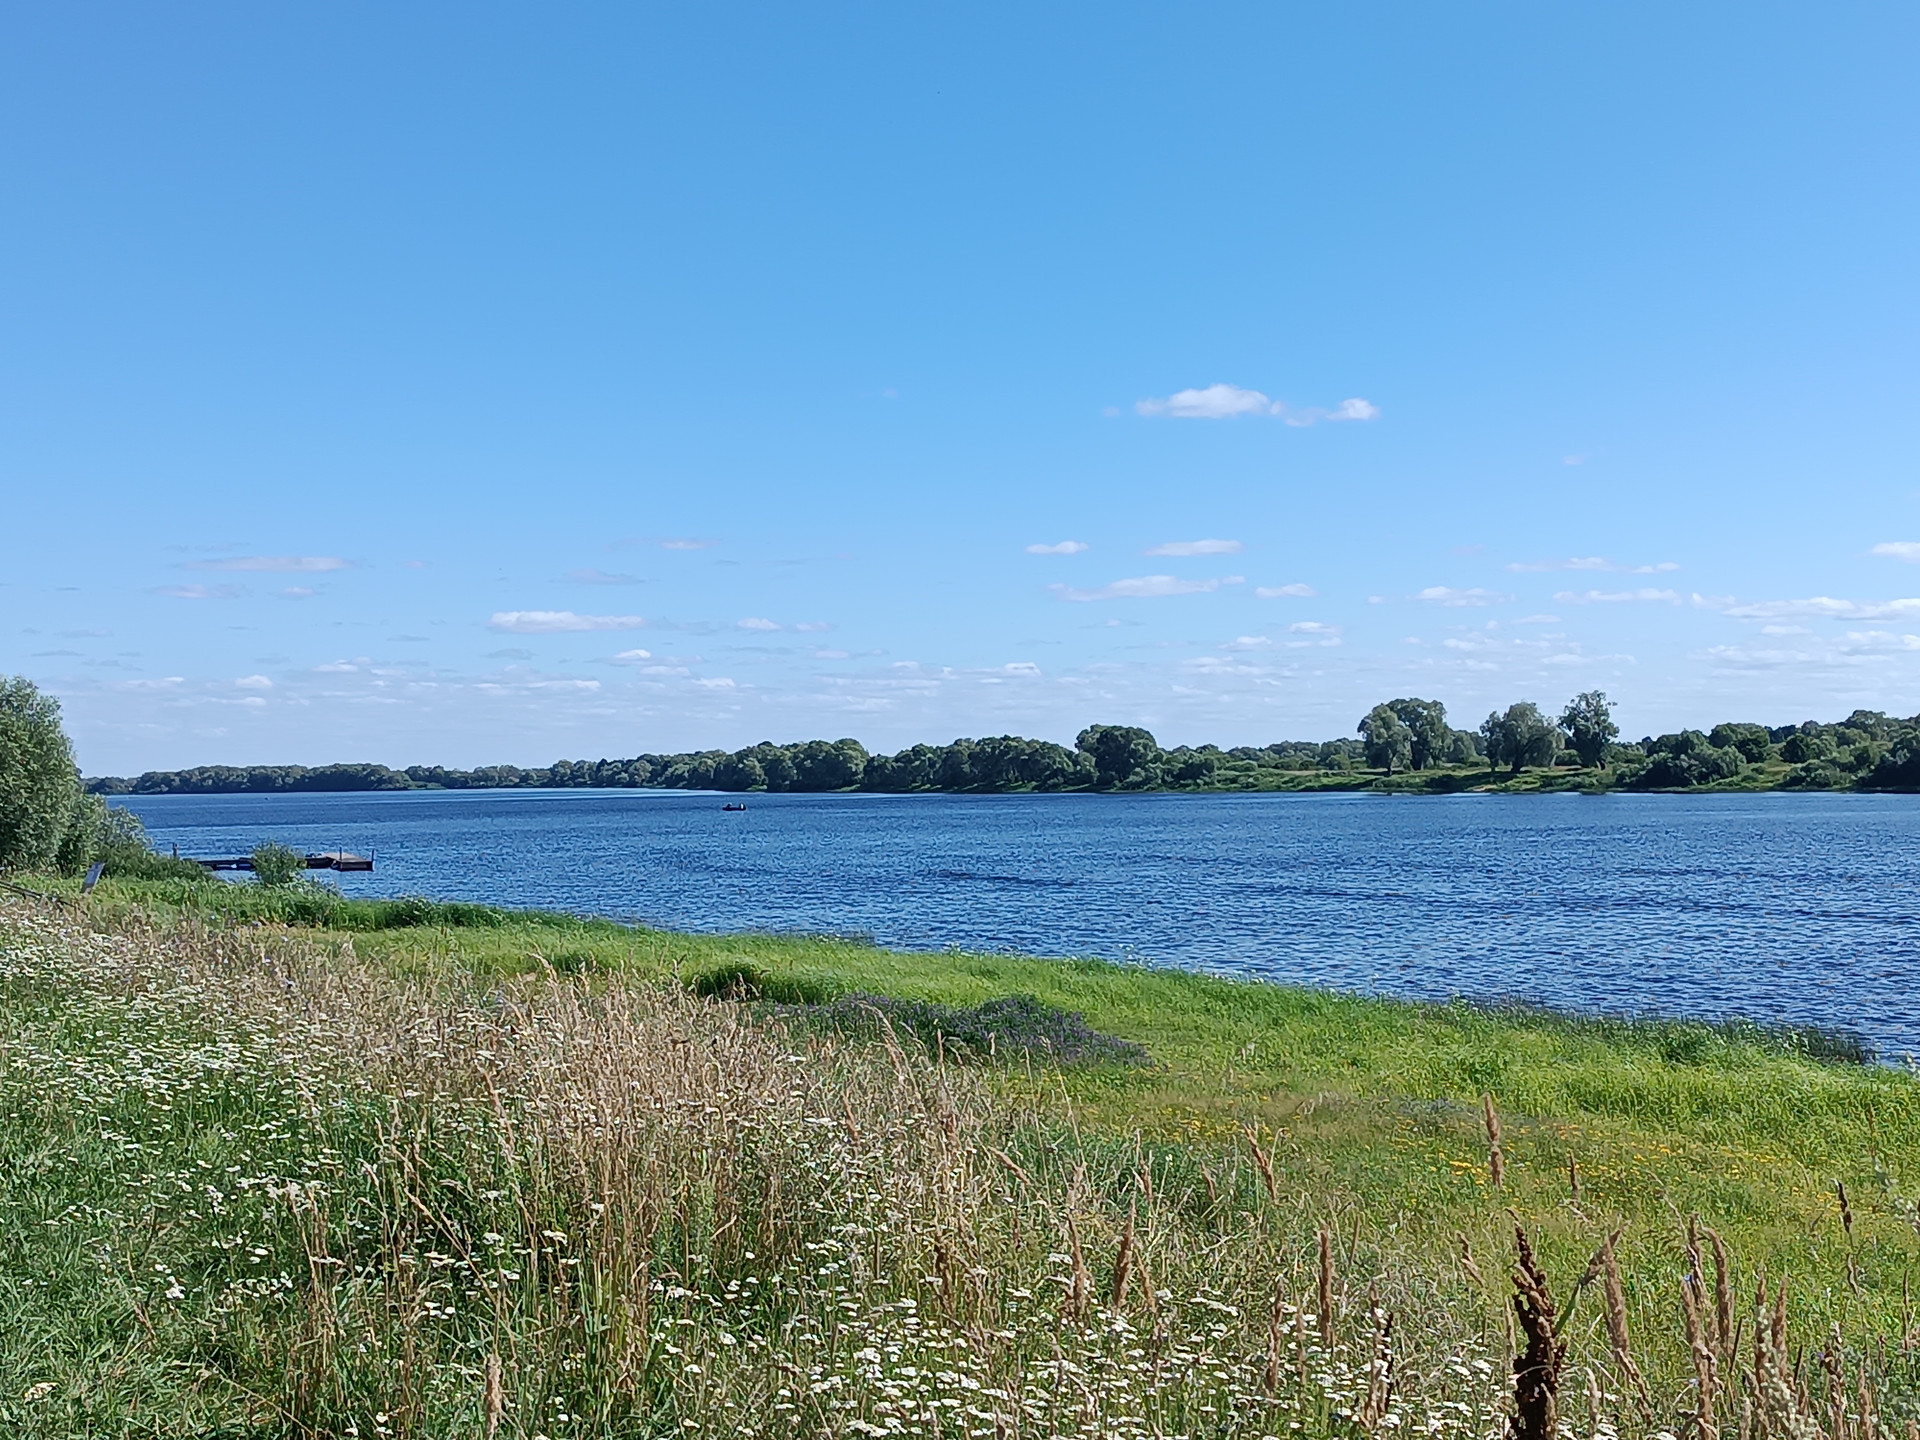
(5, 4, 1920, 774)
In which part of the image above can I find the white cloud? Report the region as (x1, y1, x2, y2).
(234, 675, 274, 690)
(810, 648, 851, 660)
(1052, 574, 1229, 602)
(793, 621, 833, 632)
(1283, 397, 1381, 427)
(186, 555, 349, 573)
(154, 584, 240, 600)
(1871, 542, 1920, 562)
(1256, 582, 1315, 598)
(312, 660, 358, 673)
(1288, 621, 1340, 635)
(1553, 588, 1683, 604)
(694, 677, 737, 688)
(1136, 383, 1272, 418)
(999, 662, 1042, 677)
(1133, 385, 1381, 425)
(1718, 595, 1920, 621)
(1415, 586, 1509, 607)
(1026, 541, 1089, 555)
(278, 587, 315, 599)
(660, 538, 716, 551)
(1145, 538, 1242, 557)
(487, 611, 645, 633)
(737, 617, 781, 632)
(1515, 614, 1561, 625)
(1508, 557, 1679, 574)
(610, 648, 654, 663)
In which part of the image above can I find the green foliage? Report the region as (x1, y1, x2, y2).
(1558, 690, 1619, 768)
(1074, 724, 1163, 789)
(1386, 697, 1451, 770)
(0, 676, 83, 871)
(1710, 721, 1775, 764)
(1780, 725, 1836, 764)
(249, 842, 306, 888)
(1480, 701, 1561, 775)
(74, 700, 1920, 801)
(1629, 730, 1746, 788)
(1358, 703, 1414, 774)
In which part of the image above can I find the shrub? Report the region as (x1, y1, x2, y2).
(687, 959, 836, 1005)
(249, 842, 306, 888)
(90, 803, 209, 881)
(793, 991, 1150, 1067)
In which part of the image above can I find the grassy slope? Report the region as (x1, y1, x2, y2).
(57, 874, 1920, 1333)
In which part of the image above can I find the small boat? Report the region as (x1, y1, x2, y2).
(721, 802, 747, 812)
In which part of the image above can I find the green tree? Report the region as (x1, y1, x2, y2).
(0, 676, 83, 871)
(1631, 731, 1744, 788)
(1075, 725, 1162, 789)
(1559, 691, 1619, 769)
(1358, 704, 1413, 775)
(1708, 722, 1773, 764)
(1781, 725, 1835, 764)
(1385, 698, 1450, 770)
(1483, 702, 1561, 776)
(712, 752, 765, 791)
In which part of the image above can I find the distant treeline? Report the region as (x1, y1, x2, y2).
(84, 701, 1920, 796)
(87, 726, 1339, 796)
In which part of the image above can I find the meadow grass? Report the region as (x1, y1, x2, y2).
(3, 877, 1918, 1437)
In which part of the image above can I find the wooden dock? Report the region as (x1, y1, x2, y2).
(191, 852, 373, 873)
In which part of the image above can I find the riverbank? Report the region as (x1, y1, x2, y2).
(4, 876, 1916, 1434)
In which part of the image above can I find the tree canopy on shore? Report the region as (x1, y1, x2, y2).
(67, 686, 1920, 798)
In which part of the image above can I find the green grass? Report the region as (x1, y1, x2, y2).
(60, 876, 1920, 1269)
(9, 874, 1920, 1435)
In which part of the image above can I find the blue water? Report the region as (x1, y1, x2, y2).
(114, 788, 1920, 1055)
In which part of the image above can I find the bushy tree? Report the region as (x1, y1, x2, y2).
(1708, 722, 1773, 764)
(1482, 702, 1561, 776)
(1866, 740, 1920, 791)
(1166, 746, 1220, 785)
(712, 752, 765, 791)
(1358, 704, 1413, 775)
(1780, 725, 1836, 764)
(791, 739, 867, 791)
(1558, 691, 1619, 768)
(250, 842, 305, 887)
(1075, 725, 1162, 789)
(1385, 698, 1450, 770)
(1630, 730, 1745, 788)
(0, 676, 83, 871)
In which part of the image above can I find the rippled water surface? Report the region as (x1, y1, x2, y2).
(116, 788, 1920, 1054)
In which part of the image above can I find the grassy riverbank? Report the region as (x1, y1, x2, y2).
(4, 876, 1918, 1436)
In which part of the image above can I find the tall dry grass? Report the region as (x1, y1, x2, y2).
(0, 896, 1913, 1438)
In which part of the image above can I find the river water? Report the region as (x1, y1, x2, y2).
(115, 788, 1920, 1055)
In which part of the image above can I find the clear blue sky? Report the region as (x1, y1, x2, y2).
(5, 4, 1919, 774)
